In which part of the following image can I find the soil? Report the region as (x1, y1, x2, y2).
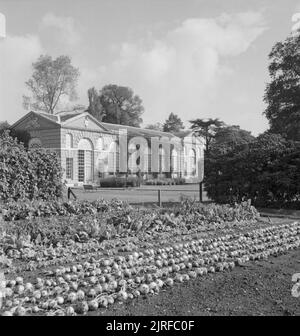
(92, 248, 300, 316)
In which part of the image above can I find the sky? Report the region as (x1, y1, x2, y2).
(0, 0, 300, 135)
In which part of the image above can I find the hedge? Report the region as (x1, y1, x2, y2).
(0, 131, 64, 202)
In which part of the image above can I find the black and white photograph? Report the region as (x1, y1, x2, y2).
(0, 0, 300, 321)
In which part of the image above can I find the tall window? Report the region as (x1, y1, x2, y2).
(78, 150, 85, 182)
(77, 138, 93, 183)
(66, 158, 74, 179)
(189, 149, 196, 176)
(159, 145, 165, 173)
(171, 149, 178, 173)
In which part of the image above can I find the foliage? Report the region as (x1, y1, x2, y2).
(99, 176, 140, 188)
(0, 199, 122, 221)
(264, 34, 300, 141)
(163, 113, 184, 133)
(23, 55, 80, 114)
(88, 84, 144, 127)
(205, 132, 300, 209)
(1, 122, 32, 148)
(178, 199, 260, 223)
(0, 132, 63, 202)
(0, 199, 260, 249)
(144, 123, 163, 131)
(0, 194, 260, 229)
(0, 121, 10, 132)
(211, 125, 255, 155)
(87, 87, 106, 121)
(189, 118, 225, 152)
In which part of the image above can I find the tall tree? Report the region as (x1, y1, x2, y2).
(211, 125, 255, 155)
(23, 55, 80, 114)
(189, 118, 225, 152)
(163, 113, 184, 133)
(98, 84, 144, 127)
(87, 87, 106, 121)
(264, 34, 300, 141)
(145, 122, 163, 131)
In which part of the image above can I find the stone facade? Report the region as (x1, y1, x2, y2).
(11, 110, 205, 186)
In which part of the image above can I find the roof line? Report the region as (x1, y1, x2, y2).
(60, 111, 110, 132)
(10, 111, 60, 129)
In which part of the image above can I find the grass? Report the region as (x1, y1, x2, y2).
(70, 183, 209, 205)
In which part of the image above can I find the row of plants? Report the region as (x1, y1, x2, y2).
(0, 220, 299, 316)
(0, 198, 259, 224)
(0, 200, 260, 255)
(0, 199, 124, 221)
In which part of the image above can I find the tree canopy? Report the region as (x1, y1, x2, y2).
(145, 123, 163, 131)
(264, 34, 300, 141)
(23, 55, 80, 114)
(189, 118, 225, 152)
(87, 87, 106, 121)
(87, 84, 144, 127)
(210, 125, 255, 155)
(205, 133, 300, 209)
(163, 113, 184, 133)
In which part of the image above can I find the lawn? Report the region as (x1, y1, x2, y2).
(72, 184, 209, 204)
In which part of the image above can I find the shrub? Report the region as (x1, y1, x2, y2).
(205, 133, 300, 209)
(0, 131, 63, 202)
(99, 175, 140, 188)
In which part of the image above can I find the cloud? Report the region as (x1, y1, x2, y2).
(0, 10, 267, 134)
(0, 12, 83, 123)
(78, 11, 267, 126)
(41, 13, 81, 47)
(0, 34, 43, 121)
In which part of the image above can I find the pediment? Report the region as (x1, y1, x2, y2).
(12, 112, 59, 131)
(62, 114, 108, 132)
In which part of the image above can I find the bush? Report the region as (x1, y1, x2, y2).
(99, 175, 140, 188)
(145, 178, 185, 186)
(0, 131, 64, 202)
(205, 133, 300, 209)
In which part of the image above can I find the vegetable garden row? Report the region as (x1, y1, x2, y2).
(0, 199, 299, 316)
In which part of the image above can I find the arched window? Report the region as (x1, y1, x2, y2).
(107, 141, 118, 174)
